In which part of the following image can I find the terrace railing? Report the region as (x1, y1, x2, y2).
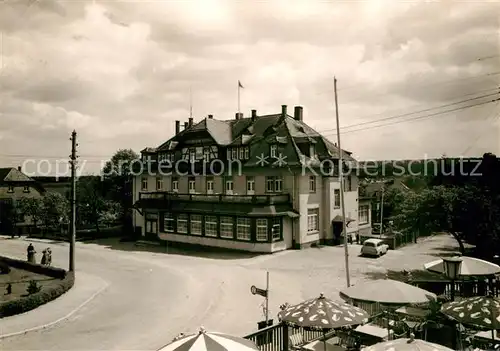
(139, 192, 291, 205)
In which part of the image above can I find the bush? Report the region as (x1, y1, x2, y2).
(27, 280, 41, 295)
(0, 272, 74, 318)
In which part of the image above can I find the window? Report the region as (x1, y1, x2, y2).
(225, 177, 233, 194)
(220, 216, 233, 238)
(307, 208, 319, 233)
(246, 176, 255, 195)
(244, 147, 249, 159)
(236, 217, 251, 240)
(163, 213, 175, 232)
(359, 205, 369, 225)
(334, 189, 340, 208)
(23, 185, 30, 193)
(309, 144, 316, 158)
(239, 147, 245, 159)
(190, 214, 202, 235)
(231, 148, 237, 160)
(270, 145, 277, 158)
(309, 176, 316, 193)
(211, 146, 218, 159)
(343, 176, 352, 192)
(189, 148, 196, 162)
(206, 177, 214, 194)
(266, 176, 283, 192)
(205, 216, 217, 237)
(177, 214, 188, 233)
(256, 219, 268, 241)
(188, 177, 196, 193)
(203, 147, 210, 162)
(141, 178, 148, 191)
(172, 178, 179, 192)
(271, 218, 281, 241)
(156, 177, 163, 190)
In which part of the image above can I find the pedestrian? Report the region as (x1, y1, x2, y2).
(41, 250, 47, 265)
(46, 248, 52, 266)
(27, 243, 36, 263)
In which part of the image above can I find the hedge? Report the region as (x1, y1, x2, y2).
(0, 256, 74, 318)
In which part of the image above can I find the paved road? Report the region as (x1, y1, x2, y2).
(0, 234, 456, 350)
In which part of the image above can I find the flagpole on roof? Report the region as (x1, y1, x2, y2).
(238, 80, 244, 115)
(334, 76, 351, 288)
(189, 86, 193, 119)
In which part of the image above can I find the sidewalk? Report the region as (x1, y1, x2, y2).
(0, 271, 109, 339)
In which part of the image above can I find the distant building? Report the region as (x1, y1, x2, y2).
(133, 105, 370, 253)
(0, 167, 45, 234)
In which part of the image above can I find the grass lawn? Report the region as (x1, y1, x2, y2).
(0, 267, 60, 303)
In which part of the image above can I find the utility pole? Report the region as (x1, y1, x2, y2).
(334, 77, 350, 288)
(379, 185, 384, 235)
(265, 271, 269, 325)
(69, 130, 77, 272)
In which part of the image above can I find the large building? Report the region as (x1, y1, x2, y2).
(133, 105, 371, 253)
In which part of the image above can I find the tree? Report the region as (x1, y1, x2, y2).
(41, 193, 70, 232)
(17, 197, 43, 229)
(102, 149, 140, 233)
(77, 176, 107, 233)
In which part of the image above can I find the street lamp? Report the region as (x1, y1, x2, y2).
(443, 256, 463, 300)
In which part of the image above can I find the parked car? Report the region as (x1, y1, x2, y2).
(361, 238, 389, 257)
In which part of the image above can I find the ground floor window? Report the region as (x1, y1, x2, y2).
(307, 208, 319, 233)
(256, 219, 268, 241)
(271, 218, 281, 241)
(205, 216, 217, 237)
(177, 214, 188, 233)
(190, 214, 202, 235)
(220, 216, 233, 238)
(237, 217, 251, 240)
(163, 212, 175, 232)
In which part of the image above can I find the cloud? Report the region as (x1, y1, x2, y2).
(0, 0, 499, 174)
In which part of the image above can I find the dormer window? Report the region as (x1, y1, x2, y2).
(23, 185, 30, 193)
(270, 145, 277, 158)
(7, 185, 14, 193)
(309, 144, 316, 158)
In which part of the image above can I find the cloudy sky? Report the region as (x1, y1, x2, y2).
(0, 0, 499, 176)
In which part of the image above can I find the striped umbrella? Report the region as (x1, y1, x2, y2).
(157, 327, 259, 351)
(362, 334, 453, 351)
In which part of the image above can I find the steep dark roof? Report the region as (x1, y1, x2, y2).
(0, 167, 46, 193)
(150, 110, 357, 166)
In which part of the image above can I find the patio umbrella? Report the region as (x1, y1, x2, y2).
(278, 293, 369, 351)
(157, 327, 259, 351)
(361, 334, 454, 351)
(339, 279, 437, 305)
(424, 256, 500, 276)
(441, 296, 500, 330)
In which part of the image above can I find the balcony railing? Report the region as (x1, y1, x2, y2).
(139, 192, 291, 205)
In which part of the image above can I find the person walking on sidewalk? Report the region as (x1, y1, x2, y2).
(27, 243, 36, 264)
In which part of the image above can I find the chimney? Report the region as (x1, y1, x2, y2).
(208, 114, 213, 119)
(17, 166, 22, 172)
(281, 105, 287, 117)
(184, 122, 189, 130)
(235, 112, 244, 120)
(175, 120, 180, 134)
(188, 117, 193, 127)
(251, 109, 257, 121)
(294, 106, 303, 121)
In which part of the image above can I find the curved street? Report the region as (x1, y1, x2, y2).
(0, 234, 455, 350)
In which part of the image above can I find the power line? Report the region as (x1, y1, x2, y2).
(321, 90, 500, 133)
(324, 98, 500, 136)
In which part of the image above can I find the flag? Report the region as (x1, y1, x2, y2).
(238, 80, 244, 89)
